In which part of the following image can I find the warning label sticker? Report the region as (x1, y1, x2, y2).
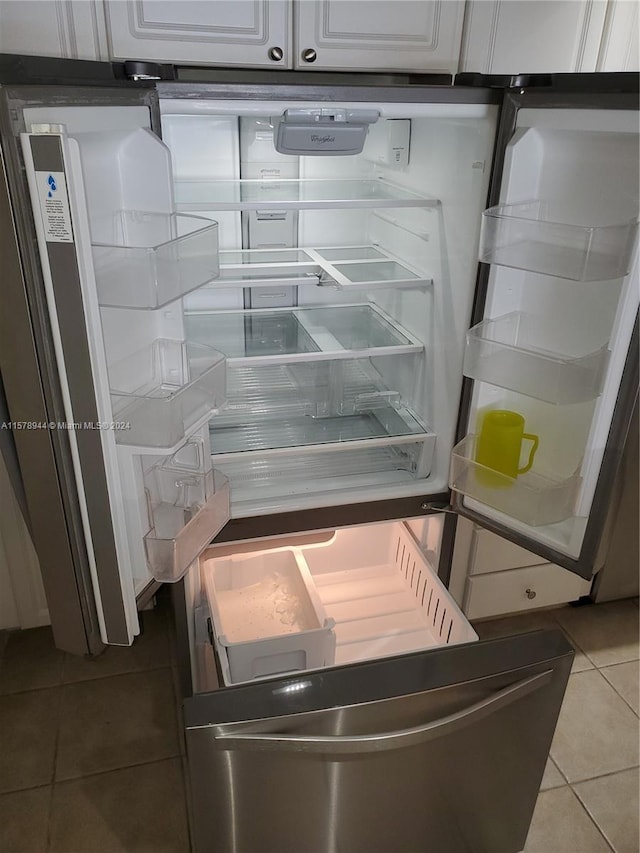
(34, 171, 73, 243)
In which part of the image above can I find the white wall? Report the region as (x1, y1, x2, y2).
(0, 455, 50, 630)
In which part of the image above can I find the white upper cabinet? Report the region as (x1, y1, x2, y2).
(0, 0, 109, 61)
(0, 0, 635, 75)
(104, 0, 292, 68)
(597, 0, 639, 71)
(460, 0, 608, 73)
(294, 0, 465, 72)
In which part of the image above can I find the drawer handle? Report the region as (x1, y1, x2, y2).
(214, 670, 553, 754)
(525, 588, 537, 600)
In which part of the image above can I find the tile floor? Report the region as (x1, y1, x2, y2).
(474, 598, 640, 853)
(0, 596, 637, 852)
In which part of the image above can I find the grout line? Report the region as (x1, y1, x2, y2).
(0, 781, 52, 796)
(548, 754, 570, 787)
(547, 612, 597, 667)
(60, 662, 174, 687)
(52, 754, 184, 788)
(569, 786, 617, 853)
(598, 665, 640, 718)
(0, 663, 174, 697)
(46, 686, 65, 852)
(566, 764, 640, 787)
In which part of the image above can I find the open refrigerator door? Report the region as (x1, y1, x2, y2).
(449, 91, 639, 579)
(19, 110, 230, 644)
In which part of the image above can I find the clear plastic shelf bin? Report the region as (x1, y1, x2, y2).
(185, 304, 421, 364)
(144, 465, 230, 583)
(479, 201, 637, 281)
(464, 313, 610, 404)
(109, 339, 226, 448)
(92, 211, 219, 309)
(450, 435, 581, 527)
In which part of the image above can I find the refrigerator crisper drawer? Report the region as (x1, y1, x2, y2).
(201, 521, 477, 685)
(91, 210, 219, 309)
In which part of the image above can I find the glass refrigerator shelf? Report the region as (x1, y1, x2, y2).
(174, 178, 440, 212)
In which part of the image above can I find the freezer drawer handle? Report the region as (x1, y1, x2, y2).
(215, 670, 553, 754)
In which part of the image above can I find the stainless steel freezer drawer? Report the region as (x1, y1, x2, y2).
(185, 629, 573, 853)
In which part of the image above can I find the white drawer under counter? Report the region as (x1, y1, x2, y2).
(464, 562, 592, 620)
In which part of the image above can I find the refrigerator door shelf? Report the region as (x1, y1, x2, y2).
(92, 211, 219, 309)
(464, 312, 610, 404)
(201, 520, 476, 685)
(173, 177, 440, 212)
(144, 471, 230, 583)
(479, 201, 637, 282)
(109, 339, 226, 449)
(450, 435, 582, 527)
(203, 546, 336, 683)
(185, 304, 423, 366)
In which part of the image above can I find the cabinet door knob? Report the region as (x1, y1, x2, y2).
(525, 588, 537, 600)
(269, 46, 284, 62)
(301, 48, 317, 63)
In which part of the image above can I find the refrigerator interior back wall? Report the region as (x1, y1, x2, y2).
(167, 99, 498, 517)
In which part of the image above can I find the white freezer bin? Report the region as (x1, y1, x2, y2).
(203, 548, 336, 684)
(202, 521, 477, 685)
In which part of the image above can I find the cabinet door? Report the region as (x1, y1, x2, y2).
(0, 0, 109, 60)
(597, 0, 639, 72)
(294, 0, 464, 73)
(105, 0, 291, 69)
(459, 0, 607, 74)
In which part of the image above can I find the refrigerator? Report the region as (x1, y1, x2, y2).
(0, 56, 637, 852)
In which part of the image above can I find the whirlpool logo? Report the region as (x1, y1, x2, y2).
(311, 134, 335, 144)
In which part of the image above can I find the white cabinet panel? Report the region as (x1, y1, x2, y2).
(465, 563, 592, 620)
(460, 0, 607, 73)
(295, 0, 465, 72)
(470, 527, 547, 575)
(105, 0, 291, 68)
(597, 0, 639, 71)
(0, 0, 109, 60)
